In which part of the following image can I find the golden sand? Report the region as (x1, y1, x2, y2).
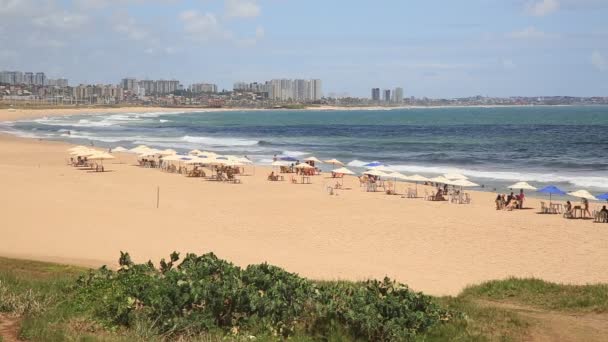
(1, 131, 606, 296)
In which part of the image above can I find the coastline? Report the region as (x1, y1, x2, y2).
(1, 132, 606, 296)
(1, 103, 599, 122)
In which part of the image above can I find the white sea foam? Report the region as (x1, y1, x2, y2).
(181, 135, 259, 146)
(281, 150, 309, 157)
(386, 164, 608, 190)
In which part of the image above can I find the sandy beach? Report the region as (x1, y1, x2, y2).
(1, 131, 606, 296)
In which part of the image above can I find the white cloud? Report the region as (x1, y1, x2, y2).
(32, 11, 88, 30)
(225, 0, 260, 18)
(525, 0, 560, 16)
(180, 10, 232, 41)
(113, 14, 149, 41)
(591, 51, 607, 71)
(507, 26, 557, 40)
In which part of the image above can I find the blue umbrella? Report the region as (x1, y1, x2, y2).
(363, 161, 382, 168)
(537, 185, 566, 203)
(280, 156, 298, 162)
(597, 193, 608, 201)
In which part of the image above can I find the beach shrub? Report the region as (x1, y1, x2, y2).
(74, 252, 452, 341)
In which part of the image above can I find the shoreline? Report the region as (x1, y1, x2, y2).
(1, 103, 604, 122)
(1, 132, 606, 296)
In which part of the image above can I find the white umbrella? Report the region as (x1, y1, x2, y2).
(407, 174, 431, 182)
(567, 190, 597, 200)
(88, 152, 115, 160)
(324, 158, 344, 166)
(332, 167, 355, 175)
(295, 162, 313, 169)
(162, 154, 189, 162)
(184, 157, 205, 165)
(370, 165, 394, 173)
(159, 149, 177, 156)
(430, 176, 454, 185)
(508, 182, 537, 190)
(189, 149, 203, 156)
(363, 169, 387, 177)
(444, 173, 468, 180)
(304, 156, 322, 163)
(112, 146, 128, 152)
(450, 179, 479, 187)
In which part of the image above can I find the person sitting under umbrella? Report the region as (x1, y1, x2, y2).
(598, 206, 608, 223)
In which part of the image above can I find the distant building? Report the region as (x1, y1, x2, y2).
(236, 79, 321, 101)
(393, 87, 404, 103)
(34, 72, 46, 86)
(24, 72, 34, 85)
(137, 79, 180, 95)
(121, 78, 138, 91)
(371, 88, 380, 101)
(383, 89, 391, 102)
(190, 83, 218, 93)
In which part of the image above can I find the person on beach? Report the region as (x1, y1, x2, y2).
(506, 192, 514, 206)
(600, 206, 608, 223)
(564, 201, 573, 218)
(273, 154, 277, 162)
(582, 198, 591, 218)
(495, 194, 502, 210)
(518, 189, 525, 209)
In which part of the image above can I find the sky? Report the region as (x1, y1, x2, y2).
(0, 0, 607, 98)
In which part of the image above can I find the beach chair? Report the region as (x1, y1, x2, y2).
(540, 202, 549, 214)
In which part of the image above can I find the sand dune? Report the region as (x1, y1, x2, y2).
(0, 134, 606, 296)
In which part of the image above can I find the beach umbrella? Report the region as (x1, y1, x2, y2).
(407, 174, 431, 182)
(324, 158, 344, 166)
(236, 157, 253, 164)
(567, 190, 597, 200)
(112, 146, 128, 152)
(304, 156, 322, 163)
(363, 161, 382, 168)
(189, 149, 203, 156)
(130, 146, 152, 154)
(161, 154, 188, 162)
(332, 167, 355, 175)
(508, 181, 537, 190)
(430, 176, 454, 185)
(369, 165, 394, 172)
(184, 157, 205, 165)
(295, 162, 313, 169)
(404, 174, 430, 196)
(88, 152, 115, 160)
(537, 185, 566, 204)
(363, 169, 387, 177)
(158, 149, 177, 156)
(280, 156, 298, 162)
(444, 173, 468, 180)
(450, 179, 479, 187)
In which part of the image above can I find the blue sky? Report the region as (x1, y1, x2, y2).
(1, 0, 607, 97)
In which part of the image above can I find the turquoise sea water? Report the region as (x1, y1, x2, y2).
(2, 105, 607, 191)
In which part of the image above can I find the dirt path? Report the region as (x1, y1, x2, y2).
(0, 314, 20, 342)
(477, 300, 608, 341)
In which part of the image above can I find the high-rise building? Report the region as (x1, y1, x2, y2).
(311, 79, 322, 100)
(121, 78, 138, 91)
(371, 88, 380, 101)
(383, 89, 391, 102)
(24, 72, 34, 85)
(136, 79, 180, 95)
(190, 83, 218, 93)
(34, 72, 46, 86)
(393, 87, 404, 103)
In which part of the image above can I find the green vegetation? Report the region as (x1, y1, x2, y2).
(460, 277, 608, 313)
(0, 255, 606, 341)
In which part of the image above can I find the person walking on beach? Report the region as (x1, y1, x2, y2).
(582, 198, 591, 218)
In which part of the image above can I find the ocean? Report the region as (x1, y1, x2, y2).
(2, 106, 608, 192)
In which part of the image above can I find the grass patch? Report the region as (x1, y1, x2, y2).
(0, 257, 606, 341)
(461, 277, 608, 313)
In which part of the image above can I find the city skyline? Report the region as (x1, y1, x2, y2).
(0, 0, 607, 97)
